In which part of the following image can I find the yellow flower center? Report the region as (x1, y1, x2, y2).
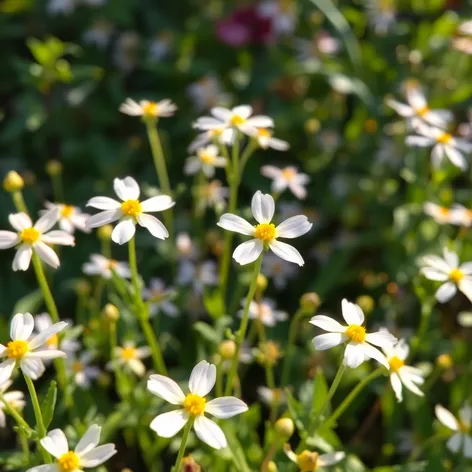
(107, 259, 118, 269)
(281, 168, 297, 181)
(46, 334, 58, 347)
(121, 347, 137, 360)
(20, 227, 40, 244)
(142, 101, 158, 117)
(60, 205, 74, 218)
(210, 127, 224, 137)
(199, 151, 215, 164)
(345, 324, 366, 343)
(58, 451, 80, 472)
(120, 199, 142, 218)
(437, 132, 452, 145)
(388, 356, 405, 372)
(297, 450, 319, 471)
(230, 114, 245, 126)
(438, 206, 450, 216)
(449, 268, 464, 283)
(6, 340, 29, 360)
(257, 128, 272, 138)
(71, 361, 83, 373)
(415, 105, 430, 117)
(255, 223, 276, 242)
(459, 421, 469, 434)
(183, 393, 206, 416)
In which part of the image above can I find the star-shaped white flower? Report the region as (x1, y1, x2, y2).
(0, 379, 25, 428)
(142, 278, 179, 318)
(119, 98, 177, 119)
(310, 299, 397, 369)
(66, 351, 100, 390)
(27, 424, 116, 472)
(82, 254, 131, 280)
(184, 145, 227, 178)
(112, 341, 150, 377)
(420, 248, 472, 303)
(147, 360, 248, 450)
(0, 313, 67, 384)
(43, 202, 91, 234)
(241, 298, 287, 327)
(261, 166, 310, 199)
(0, 210, 75, 271)
(86, 177, 175, 245)
(217, 191, 312, 266)
(246, 128, 289, 151)
(423, 202, 458, 225)
(435, 404, 472, 458)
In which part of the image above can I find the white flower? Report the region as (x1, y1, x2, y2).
(184, 145, 227, 178)
(193, 105, 274, 137)
(147, 360, 248, 450)
(366, 0, 396, 35)
(217, 191, 312, 266)
(284, 444, 345, 471)
(262, 254, 297, 289)
(387, 87, 452, 129)
(82, 254, 131, 279)
(246, 128, 289, 151)
(178, 260, 218, 293)
(119, 98, 177, 119)
(176, 232, 198, 260)
(261, 166, 310, 199)
(382, 339, 424, 402)
(196, 180, 229, 213)
(310, 299, 397, 369)
(241, 299, 287, 327)
(187, 75, 226, 112)
(257, 387, 286, 406)
(0, 379, 25, 428)
(435, 404, 472, 458)
(35, 314, 80, 356)
(113, 342, 150, 377)
(142, 278, 179, 318)
(420, 248, 472, 303)
(0, 313, 67, 384)
(423, 202, 458, 225)
(86, 177, 175, 245)
(406, 124, 472, 171)
(66, 352, 100, 389)
(0, 210, 75, 271)
(448, 204, 472, 227)
(43, 202, 91, 234)
(188, 128, 235, 153)
(28, 424, 116, 472)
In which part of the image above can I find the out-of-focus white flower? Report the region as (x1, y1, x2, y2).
(35, 313, 80, 356)
(184, 145, 227, 178)
(188, 128, 235, 153)
(147, 360, 248, 449)
(383, 339, 424, 402)
(43, 202, 90, 234)
(453, 21, 472, 54)
(366, 0, 396, 35)
(142, 278, 179, 318)
(449, 204, 472, 227)
(113, 342, 150, 377)
(66, 351, 100, 389)
(187, 76, 226, 112)
(47, 0, 76, 15)
(247, 128, 289, 151)
(284, 444, 345, 471)
(28, 425, 116, 472)
(86, 177, 175, 245)
(119, 98, 177, 119)
(294, 32, 340, 62)
(113, 32, 140, 73)
(178, 260, 218, 293)
(82, 254, 131, 279)
(217, 191, 312, 266)
(420, 248, 472, 303)
(0, 379, 25, 428)
(176, 232, 198, 260)
(0, 210, 75, 271)
(196, 180, 229, 213)
(261, 166, 310, 199)
(310, 299, 397, 369)
(435, 404, 472, 458)
(263, 254, 298, 289)
(258, 387, 286, 406)
(149, 32, 172, 61)
(258, 0, 297, 37)
(0, 313, 67, 383)
(240, 299, 287, 327)
(406, 124, 472, 171)
(423, 202, 458, 225)
(83, 20, 114, 49)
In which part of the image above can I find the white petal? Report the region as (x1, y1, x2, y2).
(313, 333, 345, 350)
(20, 358, 45, 379)
(40, 429, 69, 458)
(463, 435, 472, 458)
(398, 371, 424, 397)
(86, 196, 121, 210)
(0, 359, 16, 384)
(447, 433, 462, 453)
(233, 239, 264, 265)
(211, 106, 232, 121)
(261, 166, 282, 179)
(232, 105, 252, 119)
(268, 137, 289, 151)
(459, 279, 472, 303)
(245, 116, 274, 127)
(114, 177, 140, 201)
(309, 315, 345, 333)
(406, 136, 434, 147)
(386, 99, 414, 117)
(422, 255, 451, 272)
(435, 405, 459, 431)
(12, 245, 32, 271)
(27, 349, 66, 359)
(251, 191, 275, 224)
(217, 214, 255, 235)
(390, 373, 403, 402)
(140, 196, 175, 212)
(111, 219, 136, 245)
(444, 145, 467, 170)
(189, 360, 216, 396)
(34, 242, 60, 269)
(421, 268, 449, 281)
(150, 410, 189, 437)
(317, 452, 345, 467)
(41, 231, 75, 246)
(365, 331, 397, 347)
(86, 210, 121, 229)
(25, 465, 57, 472)
(276, 216, 312, 239)
(0, 231, 20, 249)
(8, 213, 32, 231)
(341, 299, 364, 325)
(362, 343, 389, 369)
(459, 262, 472, 274)
(205, 397, 248, 419)
(193, 416, 227, 450)
(147, 375, 185, 405)
(10, 313, 35, 341)
(343, 343, 366, 369)
(29, 322, 67, 350)
(443, 248, 459, 268)
(459, 406, 472, 426)
(138, 214, 169, 240)
(79, 444, 116, 467)
(34, 209, 59, 233)
(435, 282, 457, 303)
(288, 183, 307, 200)
(269, 240, 304, 266)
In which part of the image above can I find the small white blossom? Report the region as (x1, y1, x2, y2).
(187, 76, 226, 112)
(178, 260, 218, 293)
(196, 180, 229, 213)
(184, 145, 227, 178)
(247, 128, 289, 151)
(176, 232, 198, 260)
(435, 404, 472, 458)
(148, 32, 171, 61)
(113, 342, 150, 377)
(119, 98, 177, 119)
(258, 387, 286, 406)
(188, 128, 235, 153)
(0, 379, 25, 428)
(448, 204, 472, 227)
(82, 254, 131, 279)
(423, 202, 458, 225)
(43, 202, 91, 234)
(366, 0, 396, 35)
(261, 166, 310, 199)
(66, 351, 100, 389)
(142, 278, 179, 318)
(241, 299, 287, 327)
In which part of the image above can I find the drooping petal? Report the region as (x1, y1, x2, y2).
(233, 240, 264, 265)
(113, 177, 140, 201)
(217, 214, 255, 235)
(459, 279, 472, 303)
(10, 312, 35, 341)
(40, 429, 69, 458)
(435, 282, 457, 303)
(149, 410, 189, 437)
(140, 195, 175, 213)
(79, 444, 117, 467)
(34, 208, 59, 233)
(309, 315, 345, 333)
(12, 245, 33, 271)
(276, 215, 312, 239)
(205, 397, 248, 419)
(20, 358, 45, 380)
(8, 213, 32, 231)
(193, 416, 227, 450)
(317, 451, 346, 467)
(188, 360, 216, 396)
(29, 322, 68, 350)
(398, 371, 424, 397)
(0, 359, 16, 384)
(111, 219, 136, 245)
(86, 196, 121, 210)
(313, 333, 345, 350)
(269, 240, 304, 266)
(147, 375, 186, 405)
(34, 242, 60, 269)
(341, 299, 364, 325)
(138, 214, 169, 240)
(0, 231, 20, 249)
(26, 349, 66, 359)
(444, 145, 467, 170)
(251, 191, 275, 224)
(86, 210, 121, 229)
(343, 343, 366, 369)
(390, 373, 403, 402)
(435, 405, 459, 431)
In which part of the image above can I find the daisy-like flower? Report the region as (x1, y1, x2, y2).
(420, 248, 472, 303)
(147, 360, 248, 450)
(448, 204, 472, 227)
(310, 299, 397, 369)
(262, 254, 297, 289)
(423, 202, 458, 225)
(387, 86, 452, 129)
(0, 379, 25, 428)
(196, 180, 229, 213)
(246, 128, 289, 151)
(241, 298, 287, 327)
(176, 232, 198, 260)
(188, 128, 235, 153)
(28, 424, 116, 472)
(142, 278, 179, 318)
(35, 314, 80, 356)
(113, 342, 150, 377)
(119, 98, 177, 120)
(86, 177, 175, 245)
(184, 145, 227, 178)
(382, 339, 424, 402)
(193, 105, 274, 137)
(0, 210, 75, 271)
(178, 260, 218, 293)
(43, 202, 90, 234)
(82, 254, 131, 280)
(0, 313, 67, 384)
(66, 352, 100, 389)
(261, 166, 310, 200)
(284, 444, 345, 471)
(435, 404, 472, 458)
(294, 32, 340, 63)
(258, 387, 286, 407)
(217, 191, 312, 266)
(406, 124, 472, 171)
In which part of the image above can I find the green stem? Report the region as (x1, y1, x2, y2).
(12, 191, 29, 214)
(51, 173, 64, 203)
(224, 255, 263, 396)
(238, 140, 258, 179)
(128, 237, 167, 375)
(172, 418, 194, 472)
(410, 297, 434, 360)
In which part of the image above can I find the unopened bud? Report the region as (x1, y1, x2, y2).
(103, 303, 119, 321)
(274, 418, 294, 438)
(267, 461, 278, 472)
(182, 455, 201, 472)
(355, 295, 374, 314)
(257, 341, 281, 367)
(97, 224, 113, 241)
(75, 279, 91, 296)
(256, 274, 268, 293)
(300, 292, 321, 313)
(45, 160, 62, 176)
(218, 340, 236, 359)
(304, 118, 320, 134)
(436, 353, 453, 369)
(3, 171, 24, 193)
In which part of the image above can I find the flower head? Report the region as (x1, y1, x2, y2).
(261, 166, 310, 199)
(423, 202, 458, 225)
(119, 98, 177, 120)
(86, 177, 174, 245)
(43, 202, 91, 234)
(142, 278, 179, 318)
(247, 128, 289, 151)
(113, 341, 150, 377)
(217, 191, 312, 266)
(242, 298, 287, 327)
(184, 145, 227, 178)
(284, 444, 345, 471)
(147, 360, 248, 449)
(66, 351, 100, 389)
(82, 254, 131, 280)
(435, 404, 472, 458)
(0, 379, 25, 428)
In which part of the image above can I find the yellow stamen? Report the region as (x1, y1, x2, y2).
(437, 132, 452, 145)
(438, 206, 450, 216)
(210, 128, 223, 137)
(60, 205, 74, 218)
(345, 324, 366, 343)
(107, 259, 118, 269)
(296, 450, 319, 471)
(257, 128, 272, 138)
(20, 227, 40, 244)
(46, 334, 58, 347)
(388, 356, 405, 372)
(58, 451, 80, 472)
(449, 268, 464, 283)
(120, 199, 142, 218)
(281, 168, 297, 181)
(255, 223, 276, 242)
(121, 347, 136, 360)
(459, 421, 469, 434)
(72, 361, 83, 373)
(199, 151, 215, 164)
(142, 101, 158, 117)
(230, 114, 245, 126)
(415, 105, 430, 117)
(6, 340, 29, 360)
(183, 393, 206, 416)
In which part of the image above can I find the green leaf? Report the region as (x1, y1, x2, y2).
(12, 289, 43, 316)
(193, 322, 221, 345)
(41, 380, 57, 429)
(202, 289, 225, 320)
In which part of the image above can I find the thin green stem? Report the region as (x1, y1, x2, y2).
(12, 191, 29, 214)
(410, 297, 434, 360)
(51, 173, 64, 203)
(172, 418, 194, 472)
(225, 255, 263, 396)
(128, 237, 167, 375)
(238, 140, 258, 179)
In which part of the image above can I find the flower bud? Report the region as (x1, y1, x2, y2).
(182, 455, 201, 472)
(256, 341, 281, 367)
(3, 171, 24, 193)
(300, 292, 321, 313)
(436, 353, 453, 369)
(45, 159, 62, 176)
(256, 274, 268, 293)
(97, 224, 113, 241)
(267, 462, 278, 472)
(355, 295, 374, 314)
(274, 418, 294, 439)
(103, 303, 120, 321)
(218, 340, 236, 360)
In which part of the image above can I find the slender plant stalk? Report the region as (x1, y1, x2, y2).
(238, 140, 258, 179)
(410, 299, 434, 360)
(261, 437, 283, 472)
(51, 173, 64, 203)
(172, 418, 194, 472)
(12, 191, 29, 214)
(128, 237, 167, 375)
(225, 255, 263, 396)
